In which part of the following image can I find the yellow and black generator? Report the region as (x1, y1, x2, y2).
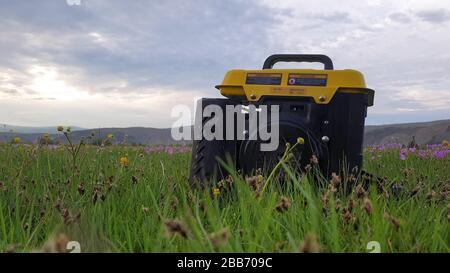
(189, 54, 375, 184)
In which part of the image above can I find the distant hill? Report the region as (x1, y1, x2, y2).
(364, 119, 450, 145)
(0, 120, 448, 146)
(0, 124, 85, 134)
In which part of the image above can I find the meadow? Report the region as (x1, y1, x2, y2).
(0, 136, 448, 253)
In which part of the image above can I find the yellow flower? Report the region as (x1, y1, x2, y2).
(107, 133, 114, 140)
(12, 137, 21, 144)
(297, 137, 305, 145)
(212, 187, 220, 197)
(43, 133, 49, 140)
(443, 140, 449, 148)
(257, 174, 263, 183)
(57, 126, 64, 132)
(119, 156, 129, 167)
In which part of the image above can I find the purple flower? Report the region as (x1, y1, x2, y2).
(433, 150, 445, 159)
(165, 146, 174, 155)
(418, 150, 428, 158)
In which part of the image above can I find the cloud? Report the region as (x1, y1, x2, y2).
(388, 12, 412, 23)
(416, 9, 450, 23)
(0, 0, 449, 127)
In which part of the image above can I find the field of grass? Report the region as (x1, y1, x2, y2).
(0, 141, 448, 253)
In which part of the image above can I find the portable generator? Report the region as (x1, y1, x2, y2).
(189, 54, 375, 185)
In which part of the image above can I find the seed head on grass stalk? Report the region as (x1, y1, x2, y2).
(299, 233, 320, 253)
(260, 137, 305, 197)
(58, 126, 85, 171)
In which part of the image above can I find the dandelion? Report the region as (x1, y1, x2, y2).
(212, 187, 220, 197)
(107, 133, 113, 140)
(12, 137, 21, 144)
(119, 156, 129, 167)
(297, 137, 305, 145)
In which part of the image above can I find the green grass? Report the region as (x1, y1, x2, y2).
(0, 143, 448, 253)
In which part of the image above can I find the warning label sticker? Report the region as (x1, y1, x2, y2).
(287, 74, 327, 86)
(246, 73, 282, 85)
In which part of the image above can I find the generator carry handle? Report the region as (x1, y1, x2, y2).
(262, 54, 334, 70)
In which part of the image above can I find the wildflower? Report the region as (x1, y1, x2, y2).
(275, 196, 291, 212)
(426, 190, 436, 201)
(165, 146, 174, 155)
(41, 233, 70, 253)
(246, 175, 262, 191)
(77, 183, 85, 196)
(299, 233, 320, 253)
(443, 140, 449, 148)
(331, 172, 341, 188)
(92, 189, 100, 204)
(5, 244, 19, 253)
(208, 228, 230, 249)
(43, 133, 49, 140)
(164, 219, 188, 239)
(304, 164, 312, 172)
(285, 142, 291, 150)
(212, 187, 220, 197)
(107, 133, 113, 140)
(119, 156, 129, 167)
(347, 199, 355, 212)
(274, 241, 287, 252)
(363, 198, 373, 215)
(310, 155, 319, 165)
(297, 137, 305, 145)
(12, 137, 21, 144)
(57, 126, 64, 132)
(410, 184, 421, 197)
(399, 151, 406, 161)
(342, 209, 352, 225)
(384, 212, 400, 230)
(355, 185, 366, 199)
(131, 175, 138, 185)
(170, 197, 178, 210)
(433, 150, 445, 159)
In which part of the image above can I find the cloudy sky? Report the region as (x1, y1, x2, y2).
(0, 0, 449, 128)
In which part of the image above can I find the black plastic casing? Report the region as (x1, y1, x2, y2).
(189, 92, 369, 183)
